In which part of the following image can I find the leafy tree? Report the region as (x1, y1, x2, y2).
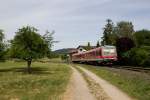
(10, 26, 48, 73)
(0, 30, 5, 60)
(116, 37, 135, 64)
(96, 41, 100, 47)
(0, 30, 4, 42)
(133, 29, 150, 47)
(115, 21, 134, 38)
(116, 37, 135, 52)
(101, 19, 114, 45)
(101, 20, 135, 46)
(43, 30, 59, 58)
(43, 30, 56, 50)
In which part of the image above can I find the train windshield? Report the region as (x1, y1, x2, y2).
(103, 47, 116, 56)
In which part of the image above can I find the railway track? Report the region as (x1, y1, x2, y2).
(110, 66, 150, 74)
(75, 63, 150, 74)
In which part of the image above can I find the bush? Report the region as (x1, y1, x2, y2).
(118, 51, 131, 65)
(129, 48, 150, 66)
(47, 52, 59, 59)
(61, 54, 68, 60)
(144, 56, 150, 66)
(0, 50, 7, 61)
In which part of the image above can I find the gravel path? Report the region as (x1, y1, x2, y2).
(78, 66, 133, 100)
(63, 66, 96, 100)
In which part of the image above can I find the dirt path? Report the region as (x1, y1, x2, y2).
(78, 66, 133, 100)
(63, 66, 96, 100)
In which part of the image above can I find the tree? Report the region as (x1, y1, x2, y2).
(43, 30, 59, 58)
(115, 21, 134, 38)
(0, 30, 4, 42)
(43, 30, 56, 50)
(116, 37, 135, 64)
(96, 41, 100, 47)
(116, 37, 135, 53)
(101, 19, 114, 45)
(0, 30, 5, 60)
(101, 20, 135, 46)
(133, 29, 150, 47)
(10, 26, 48, 73)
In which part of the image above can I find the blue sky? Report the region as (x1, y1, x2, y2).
(0, 0, 150, 50)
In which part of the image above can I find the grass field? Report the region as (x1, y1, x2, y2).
(78, 64, 150, 100)
(0, 59, 71, 100)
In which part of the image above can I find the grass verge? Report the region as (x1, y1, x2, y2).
(77, 64, 150, 100)
(0, 60, 71, 100)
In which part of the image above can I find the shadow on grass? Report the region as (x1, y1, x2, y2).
(0, 67, 54, 75)
(38, 60, 65, 64)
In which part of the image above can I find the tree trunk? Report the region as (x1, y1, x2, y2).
(27, 60, 32, 74)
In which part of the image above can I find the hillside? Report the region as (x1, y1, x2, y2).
(54, 48, 77, 54)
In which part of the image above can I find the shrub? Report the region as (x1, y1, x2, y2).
(144, 56, 150, 66)
(61, 54, 68, 60)
(119, 51, 131, 65)
(47, 52, 59, 59)
(129, 48, 150, 66)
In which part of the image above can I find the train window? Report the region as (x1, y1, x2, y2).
(103, 48, 116, 56)
(103, 52, 110, 55)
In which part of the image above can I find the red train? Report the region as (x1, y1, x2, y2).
(71, 46, 117, 64)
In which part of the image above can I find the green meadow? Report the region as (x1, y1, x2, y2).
(0, 60, 71, 100)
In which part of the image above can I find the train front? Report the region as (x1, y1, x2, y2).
(102, 46, 117, 62)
